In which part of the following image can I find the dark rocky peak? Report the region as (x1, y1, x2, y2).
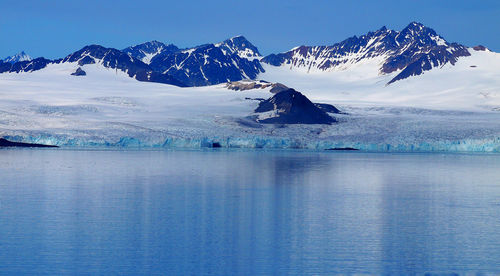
(149, 41, 264, 87)
(402, 21, 427, 32)
(61, 45, 185, 87)
(216, 35, 261, 58)
(61, 45, 155, 71)
(254, 88, 337, 124)
(396, 22, 445, 47)
(269, 83, 289, 94)
(122, 41, 179, 63)
(125, 40, 170, 52)
(71, 67, 86, 76)
(0, 57, 52, 73)
(62, 45, 125, 64)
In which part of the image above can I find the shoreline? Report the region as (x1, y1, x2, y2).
(2, 136, 500, 154)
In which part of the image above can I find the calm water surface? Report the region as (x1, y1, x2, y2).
(0, 149, 499, 275)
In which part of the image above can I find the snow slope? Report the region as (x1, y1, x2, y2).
(0, 54, 500, 152)
(259, 49, 500, 111)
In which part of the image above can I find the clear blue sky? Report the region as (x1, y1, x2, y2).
(1, 0, 499, 59)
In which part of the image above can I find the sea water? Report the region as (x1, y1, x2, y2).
(0, 149, 499, 275)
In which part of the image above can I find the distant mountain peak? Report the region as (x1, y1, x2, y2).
(400, 21, 436, 36)
(407, 21, 425, 28)
(60, 44, 185, 87)
(123, 41, 179, 64)
(216, 35, 261, 59)
(3, 51, 32, 64)
(377, 26, 388, 32)
(261, 22, 470, 84)
(149, 37, 264, 86)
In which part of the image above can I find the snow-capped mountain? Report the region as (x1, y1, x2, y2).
(122, 41, 179, 64)
(215, 35, 262, 59)
(2, 51, 32, 64)
(61, 45, 186, 86)
(0, 36, 264, 87)
(0, 23, 496, 88)
(0, 57, 52, 73)
(0, 23, 499, 152)
(149, 36, 263, 86)
(261, 22, 471, 84)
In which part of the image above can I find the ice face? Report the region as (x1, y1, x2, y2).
(3, 132, 500, 153)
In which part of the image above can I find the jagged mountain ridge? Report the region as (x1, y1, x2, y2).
(0, 36, 263, 87)
(0, 57, 53, 73)
(0, 22, 494, 87)
(149, 38, 264, 86)
(61, 45, 186, 86)
(215, 36, 262, 59)
(0, 45, 186, 86)
(122, 41, 179, 64)
(261, 22, 471, 84)
(122, 36, 264, 86)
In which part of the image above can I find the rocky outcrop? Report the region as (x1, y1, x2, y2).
(71, 67, 86, 76)
(254, 89, 337, 124)
(226, 80, 272, 91)
(226, 80, 290, 94)
(473, 45, 488, 51)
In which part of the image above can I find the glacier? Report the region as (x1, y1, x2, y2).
(0, 50, 500, 152)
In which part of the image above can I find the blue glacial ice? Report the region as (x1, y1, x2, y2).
(3, 133, 500, 153)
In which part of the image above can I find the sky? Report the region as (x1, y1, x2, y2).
(1, 0, 499, 59)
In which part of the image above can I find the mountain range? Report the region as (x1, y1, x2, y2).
(0, 22, 493, 87)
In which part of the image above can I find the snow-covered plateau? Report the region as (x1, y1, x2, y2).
(1, 49, 500, 152)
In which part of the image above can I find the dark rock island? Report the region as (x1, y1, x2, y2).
(254, 89, 338, 124)
(71, 67, 86, 76)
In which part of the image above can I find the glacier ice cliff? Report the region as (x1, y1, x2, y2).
(3, 134, 500, 153)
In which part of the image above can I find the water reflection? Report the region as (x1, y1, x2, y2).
(0, 150, 499, 274)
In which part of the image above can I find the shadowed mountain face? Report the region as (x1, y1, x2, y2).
(150, 43, 263, 86)
(255, 89, 337, 124)
(148, 36, 264, 86)
(62, 45, 187, 86)
(0, 57, 53, 73)
(0, 36, 264, 87)
(124, 36, 264, 86)
(216, 36, 261, 59)
(122, 41, 179, 64)
(261, 22, 471, 84)
(71, 67, 86, 76)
